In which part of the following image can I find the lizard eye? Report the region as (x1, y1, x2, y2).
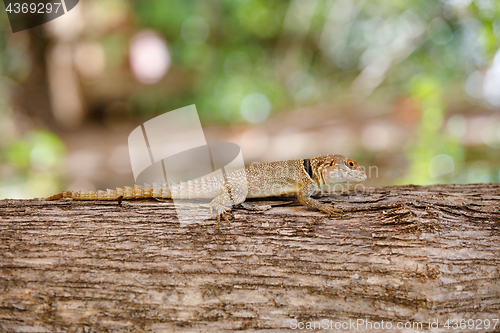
(346, 158, 358, 169)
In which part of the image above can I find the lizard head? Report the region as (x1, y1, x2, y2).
(314, 154, 367, 185)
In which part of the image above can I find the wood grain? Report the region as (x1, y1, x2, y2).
(1, 184, 500, 332)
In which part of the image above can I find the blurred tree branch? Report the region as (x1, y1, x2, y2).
(12, 28, 55, 130)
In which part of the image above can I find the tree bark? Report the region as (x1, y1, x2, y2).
(1, 184, 500, 332)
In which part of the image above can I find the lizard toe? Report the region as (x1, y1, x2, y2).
(221, 211, 232, 225)
(320, 204, 343, 218)
(210, 202, 233, 226)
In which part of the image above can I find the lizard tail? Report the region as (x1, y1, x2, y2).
(45, 192, 68, 201)
(46, 191, 72, 200)
(45, 183, 173, 201)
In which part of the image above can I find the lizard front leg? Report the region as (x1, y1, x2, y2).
(209, 182, 248, 226)
(297, 182, 342, 217)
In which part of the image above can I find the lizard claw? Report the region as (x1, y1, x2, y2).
(210, 203, 233, 228)
(215, 210, 232, 229)
(221, 211, 232, 224)
(320, 204, 343, 218)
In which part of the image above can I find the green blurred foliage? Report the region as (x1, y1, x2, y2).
(0, 0, 499, 199)
(128, 0, 500, 186)
(129, 0, 291, 122)
(123, 0, 500, 121)
(0, 130, 65, 199)
(403, 75, 466, 185)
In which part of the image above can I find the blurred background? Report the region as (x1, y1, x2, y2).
(0, 0, 499, 199)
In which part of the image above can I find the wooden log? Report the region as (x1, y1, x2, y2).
(1, 184, 500, 332)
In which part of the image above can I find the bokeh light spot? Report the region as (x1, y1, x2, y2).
(481, 123, 500, 148)
(241, 93, 271, 124)
(483, 49, 500, 106)
(429, 154, 455, 178)
(130, 31, 170, 84)
(427, 17, 454, 45)
(467, 161, 491, 183)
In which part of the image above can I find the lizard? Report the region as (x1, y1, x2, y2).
(46, 154, 367, 224)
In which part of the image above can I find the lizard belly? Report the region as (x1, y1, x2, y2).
(246, 183, 300, 198)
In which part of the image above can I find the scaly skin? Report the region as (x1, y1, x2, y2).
(46, 154, 366, 223)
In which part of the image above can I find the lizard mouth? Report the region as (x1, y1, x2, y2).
(323, 167, 367, 183)
(350, 172, 367, 182)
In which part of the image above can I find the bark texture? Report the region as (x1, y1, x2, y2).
(1, 184, 500, 332)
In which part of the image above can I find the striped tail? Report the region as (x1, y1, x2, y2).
(45, 183, 172, 201)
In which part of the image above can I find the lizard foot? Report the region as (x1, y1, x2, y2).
(319, 204, 343, 218)
(210, 204, 233, 228)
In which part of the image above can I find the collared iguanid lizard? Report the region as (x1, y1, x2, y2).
(46, 154, 367, 224)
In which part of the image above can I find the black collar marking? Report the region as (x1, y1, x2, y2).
(303, 159, 314, 179)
